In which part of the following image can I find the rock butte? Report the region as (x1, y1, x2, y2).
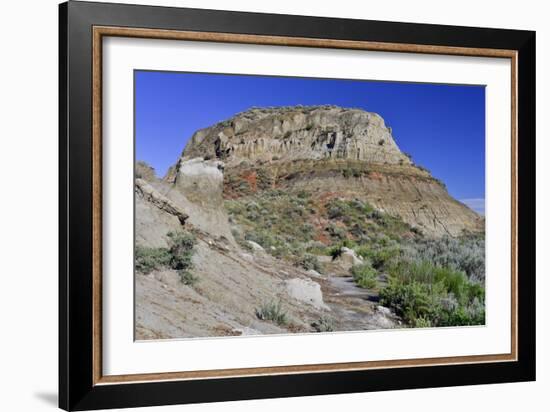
(171, 105, 483, 237)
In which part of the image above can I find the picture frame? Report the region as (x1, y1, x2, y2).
(59, 1, 536, 410)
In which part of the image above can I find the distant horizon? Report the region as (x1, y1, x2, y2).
(135, 71, 485, 202)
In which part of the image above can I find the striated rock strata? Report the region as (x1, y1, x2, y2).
(181, 105, 412, 166)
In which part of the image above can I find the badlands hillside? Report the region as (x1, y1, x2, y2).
(136, 105, 485, 339)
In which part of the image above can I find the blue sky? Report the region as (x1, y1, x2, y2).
(135, 71, 485, 211)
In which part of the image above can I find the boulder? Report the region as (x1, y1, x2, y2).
(284, 278, 330, 311)
(174, 157, 225, 208)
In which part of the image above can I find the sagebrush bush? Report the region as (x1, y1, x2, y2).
(179, 271, 199, 286)
(135, 246, 171, 274)
(351, 262, 378, 289)
(255, 301, 288, 325)
(135, 231, 198, 286)
(326, 198, 374, 222)
(357, 245, 401, 271)
(405, 235, 485, 281)
(312, 316, 335, 332)
(298, 253, 322, 272)
(327, 239, 357, 259)
(379, 280, 439, 325)
(413, 316, 433, 328)
(167, 231, 198, 285)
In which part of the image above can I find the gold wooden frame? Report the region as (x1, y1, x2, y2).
(92, 26, 518, 386)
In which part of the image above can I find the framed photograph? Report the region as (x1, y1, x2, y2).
(59, 1, 535, 410)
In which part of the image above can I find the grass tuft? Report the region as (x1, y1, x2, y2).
(255, 301, 288, 326)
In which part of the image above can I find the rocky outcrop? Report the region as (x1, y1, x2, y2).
(181, 106, 411, 167)
(135, 178, 188, 225)
(136, 157, 236, 248)
(171, 157, 225, 208)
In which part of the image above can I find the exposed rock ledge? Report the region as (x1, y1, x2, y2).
(135, 178, 188, 225)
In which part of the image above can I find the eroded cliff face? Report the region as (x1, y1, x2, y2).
(176, 106, 483, 237)
(181, 105, 412, 167)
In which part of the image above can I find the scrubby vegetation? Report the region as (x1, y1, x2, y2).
(351, 262, 378, 289)
(255, 301, 288, 326)
(226, 189, 485, 328)
(312, 316, 335, 332)
(166, 231, 197, 284)
(402, 235, 485, 282)
(298, 253, 323, 273)
(226, 189, 318, 265)
(135, 230, 198, 286)
(380, 261, 485, 327)
(135, 246, 171, 274)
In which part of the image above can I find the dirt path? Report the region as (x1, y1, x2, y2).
(321, 275, 400, 331)
(327, 275, 379, 301)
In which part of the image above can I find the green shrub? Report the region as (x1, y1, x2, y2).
(342, 168, 354, 178)
(361, 246, 401, 271)
(406, 235, 485, 281)
(326, 198, 374, 221)
(325, 224, 347, 241)
(167, 231, 196, 269)
(380, 262, 485, 328)
(328, 244, 343, 259)
(179, 271, 199, 286)
(326, 239, 357, 259)
(379, 280, 442, 325)
(327, 204, 345, 219)
(256, 168, 273, 190)
(414, 316, 433, 328)
(390, 260, 438, 284)
(167, 231, 198, 285)
(389, 260, 483, 307)
(351, 262, 378, 289)
(298, 253, 322, 272)
(135, 231, 198, 286)
(135, 246, 171, 274)
(255, 301, 288, 325)
(312, 316, 335, 332)
(438, 296, 485, 326)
